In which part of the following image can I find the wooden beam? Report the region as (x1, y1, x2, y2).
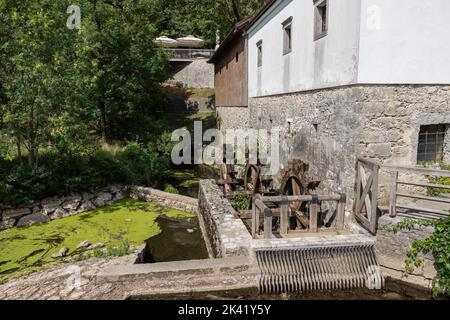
(369, 164, 379, 233)
(396, 193, 450, 204)
(355, 166, 374, 215)
(309, 196, 319, 233)
(280, 200, 289, 235)
(382, 165, 450, 178)
(336, 193, 346, 231)
(389, 171, 399, 217)
(251, 204, 258, 238)
(261, 195, 341, 203)
(398, 181, 450, 190)
(396, 204, 450, 217)
(263, 207, 273, 239)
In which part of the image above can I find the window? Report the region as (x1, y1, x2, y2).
(314, 0, 328, 40)
(417, 124, 447, 163)
(282, 17, 293, 55)
(257, 40, 263, 67)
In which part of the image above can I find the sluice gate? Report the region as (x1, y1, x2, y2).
(255, 243, 383, 294)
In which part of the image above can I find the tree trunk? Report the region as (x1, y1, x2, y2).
(99, 99, 108, 143)
(17, 139, 23, 166)
(231, 0, 241, 22)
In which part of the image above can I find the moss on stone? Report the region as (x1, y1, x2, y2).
(0, 198, 194, 284)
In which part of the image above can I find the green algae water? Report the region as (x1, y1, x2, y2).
(0, 198, 197, 284)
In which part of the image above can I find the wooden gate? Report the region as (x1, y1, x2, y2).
(354, 158, 380, 234)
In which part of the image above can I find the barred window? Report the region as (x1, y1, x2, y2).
(417, 124, 447, 163)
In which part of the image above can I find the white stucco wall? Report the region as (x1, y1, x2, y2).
(247, 0, 450, 97)
(247, 0, 361, 97)
(358, 0, 450, 84)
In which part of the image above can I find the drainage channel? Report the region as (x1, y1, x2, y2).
(137, 216, 209, 264)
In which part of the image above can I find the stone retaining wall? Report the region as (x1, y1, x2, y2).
(0, 186, 199, 230)
(128, 186, 198, 214)
(376, 215, 437, 291)
(169, 59, 214, 89)
(0, 185, 127, 230)
(198, 180, 252, 258)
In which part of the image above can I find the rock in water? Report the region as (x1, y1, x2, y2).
(77, 240, 91, 250)
(52, 247, 69, 259)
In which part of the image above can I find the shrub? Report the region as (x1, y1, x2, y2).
(164, 184, 179, 194)
(427, 163, 450, 197)
(233, 192, 251, 212)
(0, 140, 173, 205)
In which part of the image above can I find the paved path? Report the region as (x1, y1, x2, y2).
(0, 256, 135, 300)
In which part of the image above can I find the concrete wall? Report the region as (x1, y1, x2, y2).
(358, 0, 450, 84)
(247, 0, 362, 97)
(248, 85, 450, 207)
(169, 59, 214, 88)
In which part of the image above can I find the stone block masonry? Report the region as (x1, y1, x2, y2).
(217, 106, 250, 130)
(246, 85, 450, 207)
(169, 59, 214, 89)
(376, 215, 437, 291)
(198, 180, 252, 258)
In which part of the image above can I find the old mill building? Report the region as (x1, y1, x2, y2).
(210, 0, 450, 206)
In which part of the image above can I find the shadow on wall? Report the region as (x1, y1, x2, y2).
(159, 85, 215, 114)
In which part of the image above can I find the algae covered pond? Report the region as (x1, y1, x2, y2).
(0, 198, 198, 284)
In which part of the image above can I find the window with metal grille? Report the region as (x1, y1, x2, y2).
(417, 124, 447, 163)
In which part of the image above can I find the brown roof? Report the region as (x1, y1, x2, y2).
(209, 0, 278, 64)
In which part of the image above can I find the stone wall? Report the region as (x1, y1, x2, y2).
(376, 215, 437, 291)
(128, 186, 198, 214)
(217, 106, 250, 130)
(0, 185, 127, 230)
(247, 85, 450, 207)
(169, 59, 214, 89)
(0, 186, 199, 230)
(198, 180, 252, 258)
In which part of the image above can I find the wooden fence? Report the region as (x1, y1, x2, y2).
(384, 165, 450, 220)
(251, 194, 346, 239)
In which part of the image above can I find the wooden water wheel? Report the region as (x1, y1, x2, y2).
(281, 175, 309, 229)
(217, 163, 243, 195)
(244, 164, 262, 195)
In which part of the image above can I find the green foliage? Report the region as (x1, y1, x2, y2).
(0, 141, 172, 205)
(164, 184, 179, 194)
(384, 218, 450, 298)
(154, 0, 264, 48)
(427, 163, 450, 197)
(233, 192, 250, 211)
(106, 240, 134, 257)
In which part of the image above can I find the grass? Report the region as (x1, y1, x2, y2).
(0, 198, 194, 284)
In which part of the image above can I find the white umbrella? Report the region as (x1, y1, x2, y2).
(176, 35, 205, 48)
(153, 36, 178, 48)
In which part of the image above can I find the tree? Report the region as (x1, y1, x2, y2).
(153, 0, 265, 48)
(0, 0, 171, 166)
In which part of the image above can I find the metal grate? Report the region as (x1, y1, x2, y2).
(417, 125, 447, 163)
